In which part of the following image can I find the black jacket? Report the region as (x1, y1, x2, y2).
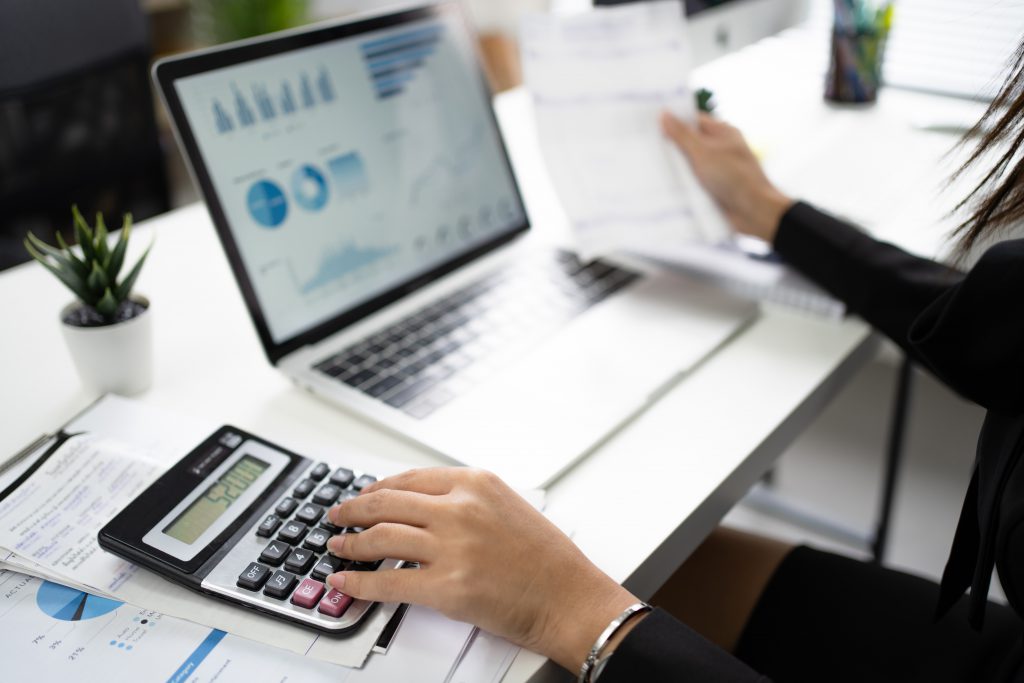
(600, 202, 1024, 682)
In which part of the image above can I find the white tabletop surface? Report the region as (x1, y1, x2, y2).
(0, 19, 986, 682)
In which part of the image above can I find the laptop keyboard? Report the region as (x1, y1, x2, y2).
(313, 250, 641, 419)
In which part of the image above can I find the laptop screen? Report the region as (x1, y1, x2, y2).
(166, 5, 527, 353)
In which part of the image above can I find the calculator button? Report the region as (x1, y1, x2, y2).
(291, 578, 326, 609)
(320, 519, 343, 534)
(295, 503, 324, 525)
(318, 589, 354, 618)
(263, 570, 299, 599)
(258, 540, 291, 567)
(312, 484, 342, 506)
(352, 475, 377, 491)
(236, 562, 271, 591)
(278, 521, 308, 544)
(275, 497, 299, 517)
(256, 514, 282, 537)
(293, 478, 316, 499)
(338, 489, 359, 505)
(284, 547, 316, 574)
(329, 467, 355, 488)
(304, 528, 331, 553)
(309, 463, 331, 481)
(311, 555, 344, 581)
(350, 559, 382, 571)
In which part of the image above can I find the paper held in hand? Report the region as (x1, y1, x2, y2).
(521, 0, 731, 260)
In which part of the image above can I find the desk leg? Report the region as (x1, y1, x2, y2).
(871, 354, 913, 564)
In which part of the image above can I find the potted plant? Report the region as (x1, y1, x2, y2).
(25, 207, 154, 395)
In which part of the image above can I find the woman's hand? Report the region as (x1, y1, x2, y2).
(661, 111, 793, 243)
(325, 468, 637, 672)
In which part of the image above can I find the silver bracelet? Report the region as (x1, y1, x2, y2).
(578, 602, 651, 683)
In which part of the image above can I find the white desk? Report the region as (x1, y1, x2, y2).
(0, 21, 982, 682)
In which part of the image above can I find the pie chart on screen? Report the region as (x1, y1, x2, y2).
(247, 179, 288, 228)
(292, 164, 329, 212)
(36, 580, 123, 621)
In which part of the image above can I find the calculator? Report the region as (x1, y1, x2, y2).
(98, 426, 401, 634)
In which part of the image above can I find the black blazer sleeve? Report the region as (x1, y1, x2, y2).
(774, 202, 1024, 414)
(600, 609, 770, 682)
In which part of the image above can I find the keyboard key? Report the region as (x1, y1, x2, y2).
(384, 376, 439, 408)
(303, 527, 331, 553)
(275, 497, 299, 517)
(258, 540, 290, 567)
(284, 547, 316, 574)
(312, 484, 342, 506)
(343, 368, 377, 388)
(311, 555, 344, 581)
(236, 562, 271, 591)
(309, 463, 331, 481)
(366, 375, 403, 398)
(295, 503, 324, 525)
(263, 570, 299, 599)
(291, 578, 326, 609)
(278, 521, 308, 544)
(318, 589, 354, 618)
(351, 475, 377, 491)
(293, 478, 316, 499)
(329, 468, 355, 488)
(256, 514, 282, 537)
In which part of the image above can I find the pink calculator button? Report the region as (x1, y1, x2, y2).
(290, 578, 325, 609)
(318, 589, 354, 618)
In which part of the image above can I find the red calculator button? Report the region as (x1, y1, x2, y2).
(290, 578, 326, 609)
(318, 589, 353, 618)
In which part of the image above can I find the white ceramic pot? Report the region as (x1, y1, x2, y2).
(60, 296, 153, 396)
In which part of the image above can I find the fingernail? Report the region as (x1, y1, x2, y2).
(327, 572, 346, 590)
(327, 534, 345, 554)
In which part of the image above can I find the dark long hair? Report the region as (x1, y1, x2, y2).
(951, 41, 1024, 254)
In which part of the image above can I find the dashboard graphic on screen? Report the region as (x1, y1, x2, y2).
(174, 14, 523, 344)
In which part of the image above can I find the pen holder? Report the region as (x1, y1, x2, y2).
(825, 26, 888, 104)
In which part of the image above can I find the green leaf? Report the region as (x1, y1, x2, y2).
(95, 212, 110, 266)
(24, 239, 95, 305)
(26, 232, 88, 281)
(95, 288, 119, 320)
(72, 206, 97, 265)
(107, 214, 132, 281)
(54, 231, 90, 279)
(86, 261, 109, 294)
(114, 241, 152, 302)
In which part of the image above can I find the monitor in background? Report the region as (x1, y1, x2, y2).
(593, 0, 807, 65)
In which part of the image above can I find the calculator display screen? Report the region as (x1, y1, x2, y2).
(163, 455, 270, 544)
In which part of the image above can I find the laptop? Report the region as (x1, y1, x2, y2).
(154, 2, 756, 488)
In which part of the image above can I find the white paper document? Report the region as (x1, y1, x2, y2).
(521, 1, 730, 258)
(0, 568, 489, 683)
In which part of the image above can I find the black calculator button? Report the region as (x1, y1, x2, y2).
(256, 514, 282, 537)
(350, 559, 382, 571)
(295, 503, 324, 525)
(338, 489, 359, 505)
(237, 562, 271, 590)
(263, 570, 299, 599)
(329, 467, 355, 488)
(278, 521, 308, 544)
(303, 527, 331, 552)
(320, 519, 343, 534)
(275, 497, 299, 517)
(284, 548, 316, 574)
(258, 541, 291, 567)
(309, 463, 331, 481)
(293, 478, 316, 499)
(311, 555, 344, 581)
(312, 484, 342, 506)
(352, 474, 377, 491)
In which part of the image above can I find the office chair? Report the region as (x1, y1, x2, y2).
(0, 0, 171, 271)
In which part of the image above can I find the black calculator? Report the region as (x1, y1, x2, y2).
(98, 426, 401, 634)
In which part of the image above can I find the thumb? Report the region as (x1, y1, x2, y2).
(660, 110, 700, 157)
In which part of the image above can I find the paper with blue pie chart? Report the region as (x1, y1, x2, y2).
(292, 164, 330, 212)
(36, 581, 123, 621)
(247, 179, 288, 228)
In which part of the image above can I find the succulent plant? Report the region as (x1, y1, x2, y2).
(24, 207, 151, 325)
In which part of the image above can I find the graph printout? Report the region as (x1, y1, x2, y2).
(175, 14, 524, 343)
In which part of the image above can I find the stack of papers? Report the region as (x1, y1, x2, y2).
(0, 396, 517, 681)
